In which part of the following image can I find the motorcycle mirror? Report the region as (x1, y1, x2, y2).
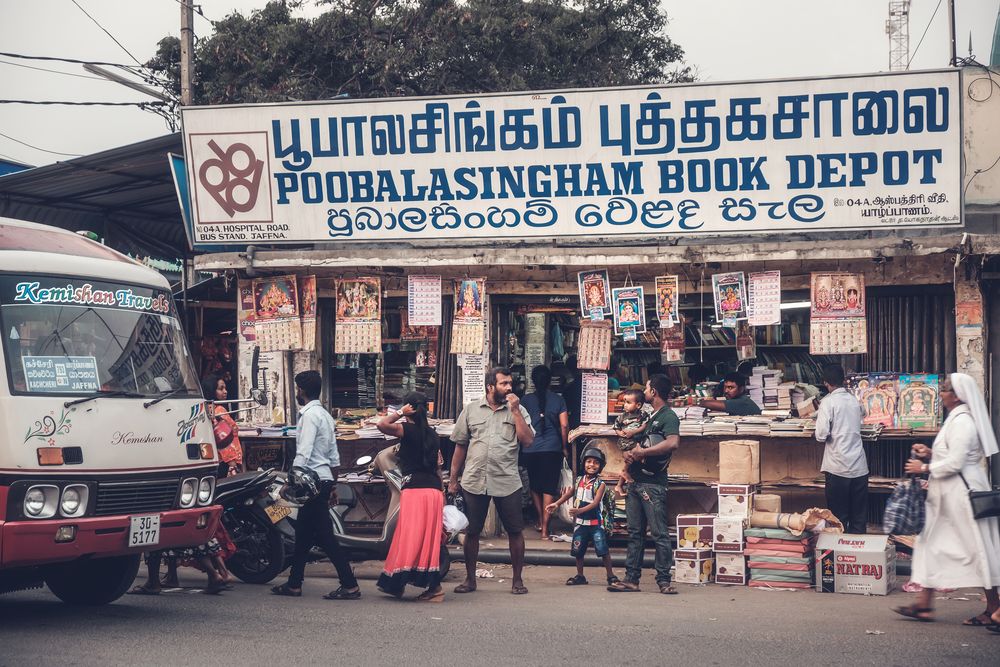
(355, 455, 373, 466)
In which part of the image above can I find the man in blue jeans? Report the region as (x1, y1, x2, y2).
(608, 374, 680, 595)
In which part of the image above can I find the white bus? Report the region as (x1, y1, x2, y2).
(0, 218, 221, 604)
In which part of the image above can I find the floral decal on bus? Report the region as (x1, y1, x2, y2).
(24, 406, 74, 444)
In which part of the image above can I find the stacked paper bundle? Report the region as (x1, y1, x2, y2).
(769, 418, 816, 436)
(735, 417, 772, 436)
(679, 420, 705, 436)
(744, 527, 817, 590)
(703, 417, 738, 436)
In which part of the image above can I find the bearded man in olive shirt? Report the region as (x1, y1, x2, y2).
(449, 367, 534, 595)
(699, 372, 762, 416)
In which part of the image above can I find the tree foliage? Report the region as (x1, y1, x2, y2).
(147, 0, 692, 104)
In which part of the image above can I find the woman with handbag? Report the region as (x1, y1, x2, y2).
(893, 373, 1000, 627)
(375, 392, 446, 602)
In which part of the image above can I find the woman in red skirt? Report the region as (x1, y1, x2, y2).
(376, 392, 445, 602)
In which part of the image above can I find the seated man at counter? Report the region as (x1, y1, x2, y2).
(697, 373, 761, 416)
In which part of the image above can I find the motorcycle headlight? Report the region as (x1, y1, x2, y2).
(179, 478, 197, 508)
(197, 477, 215, 505)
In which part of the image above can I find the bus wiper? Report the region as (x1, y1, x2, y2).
(64, 389, 144, 408)
(143, 388, 187, 409)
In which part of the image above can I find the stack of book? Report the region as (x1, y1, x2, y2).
(736, 417, 773, 436)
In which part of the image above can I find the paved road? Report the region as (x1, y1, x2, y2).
(0, 562, 995, 666)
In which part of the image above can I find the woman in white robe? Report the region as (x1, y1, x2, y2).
(893, 373, 1000, 626)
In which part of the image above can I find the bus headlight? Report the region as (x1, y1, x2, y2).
(197, 477, 215, 505)
(179, 478, 197, 508)
(24, 485, 58, 518)
(60, 484, 89, 517)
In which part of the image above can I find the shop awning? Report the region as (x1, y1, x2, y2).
(0, 133, 187, 260)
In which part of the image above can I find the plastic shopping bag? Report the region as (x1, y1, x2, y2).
(882, 477, 926, 535)
(557, 461, 575, 526)
(443, 504, 469, 534)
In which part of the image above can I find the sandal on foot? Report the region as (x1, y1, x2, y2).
(987, 624, 1000, 634)
(453, 582, 477, 594)
(607, 575, 622, 586)
(892, 606, 934, 622)
(565, 575, 588, 586)
(127, 586, 160, 596)
(659, 584, 678, 595)
(608, 580, 640, 592)
(511, 584, 529, 595)
(963, 614, 994, 627)
(270, 583, 302, 597)
(416, 589, 445, 603)
(323, 587, 361, 600)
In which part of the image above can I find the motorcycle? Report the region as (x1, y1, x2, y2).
(229, 445, 451, 584)
(215, 468, 290, 584)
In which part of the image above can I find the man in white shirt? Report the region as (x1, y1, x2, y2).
(814, 364, 869, 534)
(271, 371, 360, 600)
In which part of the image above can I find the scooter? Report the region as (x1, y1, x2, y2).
(252, 445, 451, 584)
(331, 445, 450, 578)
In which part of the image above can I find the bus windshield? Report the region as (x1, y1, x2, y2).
(0, 275, 199, 397)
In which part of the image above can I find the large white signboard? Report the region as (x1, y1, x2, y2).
(181, 70, 962, 246)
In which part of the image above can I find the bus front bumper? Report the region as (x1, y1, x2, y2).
(0, 506, 222, 568)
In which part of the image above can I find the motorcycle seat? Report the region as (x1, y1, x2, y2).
(335, 482, 357, 508)
(215, 470, 272, 493)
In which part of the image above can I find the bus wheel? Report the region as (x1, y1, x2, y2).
(45, 555, 141, 605)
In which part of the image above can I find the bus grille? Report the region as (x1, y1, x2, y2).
(94, 479, 179, 516)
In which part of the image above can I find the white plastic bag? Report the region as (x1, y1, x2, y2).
(557, 461, 575, 526)
(443, 504, 469, 534)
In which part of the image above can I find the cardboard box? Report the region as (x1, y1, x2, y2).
(715, 553, 748, 585)
(676, 514, 715, 549)
(674, 549, 714, 584)
(718, 484, 756, 519)
(719, 439, 761, 484)
(713, 516, 745, 553)
(815, 533, 896, 596)
(754, 494, 782, 513)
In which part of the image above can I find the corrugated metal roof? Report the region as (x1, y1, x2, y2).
(0, 133, 187, 259)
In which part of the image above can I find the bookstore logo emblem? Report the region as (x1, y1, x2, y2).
(189, 131, 273, 224)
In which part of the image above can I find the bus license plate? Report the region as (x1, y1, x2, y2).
(128, 514, 161, 548)
(264, 504, 291, 524)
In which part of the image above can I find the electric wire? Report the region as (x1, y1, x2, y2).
(0, 58, 107, 80)
(0, 51, 133, 68)
(70, 0, 141, 65)
(168, 0, 216, 25)
(0, 99, 167, 107)
(0, 131, 82, 157)
(906, 0, 944, 69)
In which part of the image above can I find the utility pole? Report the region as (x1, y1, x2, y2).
(180, 0, 194, 105)
(947, 0, 957, 65)
(886, 1, 911, 71)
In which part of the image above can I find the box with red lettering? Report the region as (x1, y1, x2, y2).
(815, 533, 896, 595)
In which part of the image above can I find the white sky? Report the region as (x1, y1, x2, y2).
(1, 0, 998, 166)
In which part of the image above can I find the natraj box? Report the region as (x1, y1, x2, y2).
(718, 484, 756, 519)
(674, 548, 714, 584)
(713, 515, 745, 553)
(815, 533, 896, 596)
(676, 514, 715, 549)
(715, 553, 748, 585)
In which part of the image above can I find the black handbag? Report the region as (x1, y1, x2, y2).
(958, 472, 1000, 519)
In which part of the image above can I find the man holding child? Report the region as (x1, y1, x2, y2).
(608, 374, 680, 594)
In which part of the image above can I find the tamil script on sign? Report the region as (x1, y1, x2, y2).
(23, 356, 100, 393)
(181, 70, 961, 246)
